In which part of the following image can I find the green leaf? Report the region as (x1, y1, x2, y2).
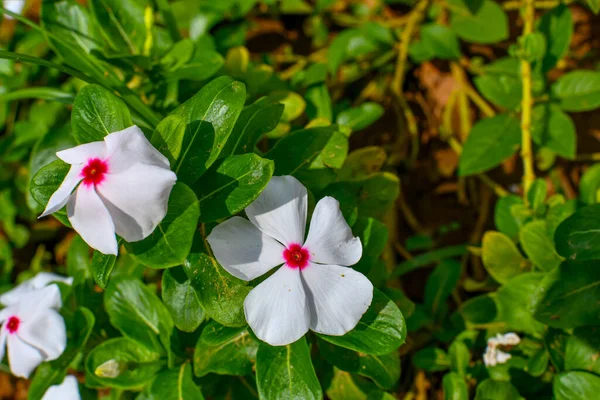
(168, 76, 246, 183)
(90, 0, 147, 54)
(546, 328, 568, 371)
(555, 203, 600, 261)
(474, 379, 521, 400)
(482, 231, 526, 284)
(266, 126, 348, 191)
(105, 277, 174, 354)
(305, 84, 333, 121)
(533, 260, 600, 328)
(459, 295, 497, 326)
(166, 49, 224, 82)
(67, 235, 92, 283)
(494, 195, 525, 240)
(91, 249, 117, 289)
(193, 154, 274, 222)
(458, 114, 521, 176)
(85, 337, 164, 389)
(424, 260, 461, 319)
(318, 288, 406, 355)
(449, 340, 470, 377)
(71, 84, 132, 144)
(256, 337, 322, 400)
(221, 96, 284, 156)
(551, 70, 600, 112)
(413, 347, 450, 372)
(184, 232, 250, 327)
(531, 104, 576, 159)
(336, 103, 384, 131)
(554, 371, 600, 400)
(495, 273, 545, 335)
(318, 339, 400, 390)
(148, 363, 205, 400)
(537, 4, 573, 72)
(443, 372, 469, 400)
(30, 159, 69, 211)
(586, 0, 600, 14)
(419, 24, 462, 60)
(326, 368, 370, 400)
(162, 266, 205, 332)
(151, 115, 187, 165)
(352, 217, 389, 275)
(28, 308, 94, 400)
(194, 321, 258, 377)
(474, 58, 522, 109)
(519, 220, 563, 272)
(565, 327, 600, 375)
(449, 0, 509, 44)
(355, 172, 400, 218)
(579, 164, 600, 204)
(125, 182, 200, 269)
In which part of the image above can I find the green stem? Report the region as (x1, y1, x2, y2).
(520, 0, 536, 198)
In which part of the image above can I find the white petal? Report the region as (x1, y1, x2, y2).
(304, 197, 362, 266)
(40, 165, 83, 218)
(7, 335, 44, 378)
(245, 176, 307, 247)
(104, 125, 170, 172)
(2, 284, 63, 310)
(56, 142, 106, 165)
(30, 272, 74, 288)
(0, 327, 7, 364)
(18, 308, 66, 361)
(207, 217, 285, 281)
(244, 266, 309, 346)
(41, 375, 81, 400)
(95, 163, 176, 242)
(67, 186, 118, 255)
(300, 263, 373, 336)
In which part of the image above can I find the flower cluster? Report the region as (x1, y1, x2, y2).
(483, 332, 521, 367)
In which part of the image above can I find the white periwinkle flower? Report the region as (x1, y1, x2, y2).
(40, 126, 177, 255)
(41, 375, 81, 400)
(3, 0, 25, 20)
(0, 285, 67, 378)
(0, 272, 73, 306)
(207, 175, 373, 346)
(483, 332, 521, 367)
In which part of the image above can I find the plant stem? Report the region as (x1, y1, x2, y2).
(520, 0, 536, 198)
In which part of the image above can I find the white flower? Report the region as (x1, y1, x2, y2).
(41, 375, 81, 400)
(0, 272, 72, 306)
(40, 126, 177, 255)
(483, 332, 520, 367)
(3, 0, 25, 20)
(0, 285, 66, 378)
(207, 175, 373, 346)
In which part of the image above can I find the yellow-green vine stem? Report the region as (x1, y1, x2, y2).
(521, 0, 536, 198)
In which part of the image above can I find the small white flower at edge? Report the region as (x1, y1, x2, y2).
(0, 272, 72, 306)
(483, 332, 521, 367)
(207, 175, 373, 346)
(40, 126, 177, 255)
(0, 285, 67, 378)
(3, 0, 25, 20)
(41, 375, 81, 400)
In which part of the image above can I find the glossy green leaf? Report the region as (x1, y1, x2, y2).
(565, 327, 600, 375)
(579, 164, 600, 204)
(459, 295, 497, 326)
(533, 260, 600, 328)
(162, 266, 205, 332)
(256, 337, 322, 400)
(413, 347, 450, 372)
(531, 104, 576, 159)
(318, 339, 400, 390)
(30, 159, 69, 211)
(551, 70, 600, 112)
(125, 182, 200, 269)
(336, 103, 384, 132)
(194, 321, 258, 377)
(520, 220, 563, 272)
(482, 231, 526, 284)
(496, 273, 545, 335)
(318, 288, 406, 355)
(166, 50, 224, 82)
(458, 114, 521, 176)
(537, 4, 573, 72)
(352, 217, 388, 275)
(419, 24, 461, 60)
(194, 154, 274, 222)
(148, 363, 205, 400)
(554, 371, 600, 400)
(555, 204, 600, 260)
(90, 0, 147, 54)
(448, 340, 470, 377)
(71, 84, 132, 144)
(305, 84, 333, 121)
(85, 337, 164, 389)
(494, 195, 525, 240)
(105, 277, 174, 354)
(474, 379, 521, 400)
(443, 372, 469, 400)
(326, 368, 370, 400)
(91, 249, 117, 289)
(184, 232, 250, 327)
(449, 0, 509, 44)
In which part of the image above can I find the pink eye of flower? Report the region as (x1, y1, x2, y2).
(81, 158, 108, 187)
(283, 244, 310, 269)
(6, 316, 19, 333)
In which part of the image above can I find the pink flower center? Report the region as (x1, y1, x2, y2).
(81, 158, 108, 187)
(283, 243, 310, 269)
(6, 316, 19, 334)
